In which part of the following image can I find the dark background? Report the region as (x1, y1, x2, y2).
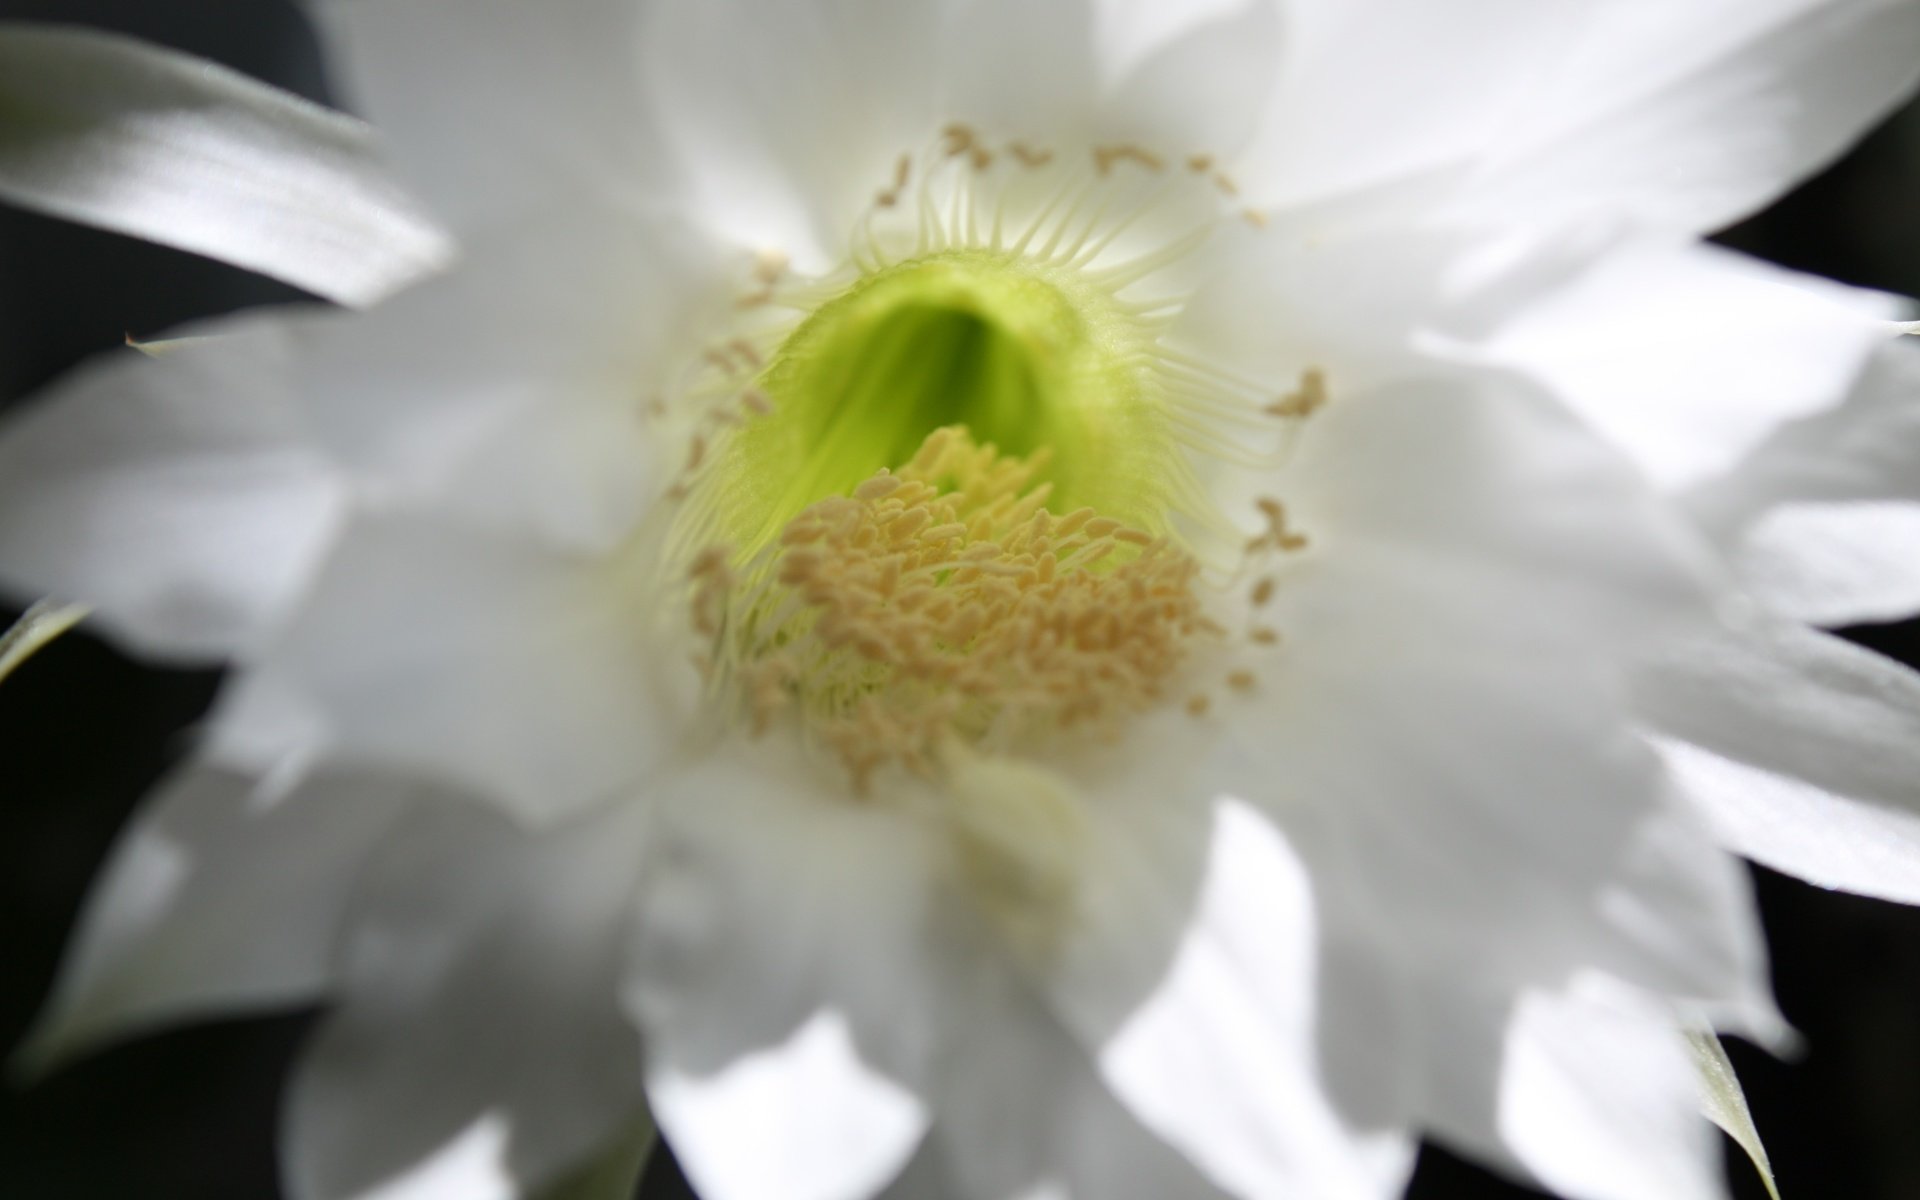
(1, 3, 1917, 1198)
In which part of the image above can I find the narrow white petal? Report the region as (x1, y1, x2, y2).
(624, 744, 942, 1200)
(18, 765, 411, 1074)
(0, 323, 344, 661)
(1729, 501, 1920, 626)
(1660, 737, 1920, 906)
(286, 799, 650, 1200)
(1639, 611, 1920, 903)
(0, 22, 450, 305)
(214, 511, 677, 824)
(1486, 240, 1900, 491)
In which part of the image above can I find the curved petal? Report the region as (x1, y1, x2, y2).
(0, 323, 344, 661)
(306, 0, 666, 234)
(1688, 336, 1920, 625)
(1725, 501, 1920, 626)
(0, 22, 450, 305)
(283, 202, 733, 550)
(883, 948, 1232, 1200)
(1239, 0, 1920, 237)
(212, 510, 678, 824)
(1452, 0, 1920, 235)
(1094, 0, 1282, 158)
(285, 798, 651, 1200)
(623, 742, 941, 1200)
(1231, 1, 1581, 214)
(1029, 780, 1414, 1199)
(1637, 610, 1920, 904)
(1485, 240, 1901, 491)
(1419, 975, 1724, 1200)
(637, 0, 950, 268)
(17, 764, 412, 1075)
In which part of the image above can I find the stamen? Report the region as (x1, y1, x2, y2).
(695, 427, 1215, 788)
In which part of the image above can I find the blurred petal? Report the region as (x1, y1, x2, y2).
(1486, 240, 1900, 491)
(18, 765, 411, 1074)
(1689, 337, 1920, 625)
(1424, 976, 1723, 1200)
(1038, 792, 1413, 1198)
(883, 949, 1231, 1200)
(1454, 0, 1920, 234)
(624, 744, 939, 1200)
(0, 22, 451, 304)
(213, 510, 677, 824)
(286, 799, 650, 1200)
(0, 324, 343, 661)
(307, 0, 664, 233)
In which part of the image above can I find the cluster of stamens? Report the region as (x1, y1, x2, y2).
(690, 427, 1219, 791)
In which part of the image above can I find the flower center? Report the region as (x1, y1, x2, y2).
(692, 425, 1214, 791)
(664, 126, 1323, 790)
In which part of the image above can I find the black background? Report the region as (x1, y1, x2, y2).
(2, 4, 1918, 1198)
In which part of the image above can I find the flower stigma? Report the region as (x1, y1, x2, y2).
(661, 124, 1326, 799)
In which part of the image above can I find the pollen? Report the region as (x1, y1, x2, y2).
(693, 426, 1214, 790)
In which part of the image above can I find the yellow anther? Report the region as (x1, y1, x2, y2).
(1265, 368, 1328, 419)
(1094, 143, 1167, 175)
(1010, 142, 1054, 168)
(695, 427, 1213, 786)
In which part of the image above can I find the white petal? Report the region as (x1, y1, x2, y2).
(1231, 1, 1581, 213)
(0, 23, 450, 305)
(17, 764, 410, 1074)
(1727, 501, 1920, 626)
(1454, 0, 1920, 234)
(624, 743, 940, 1200)
(286, 799, 650, 1200)
(1660, 737, 1920, 907)
(1485, 240, 1901, 491)
(1688, 337, 1920, 625)
(214, 511, 676, 823)
(935, 0, 1100, 142)
(1093, 0, 1282, 158)
(885, 948, 1232, 1200)
(638, 0, 948, 269)
(283, 203, 732, 549)
(1421, 976, 1724, 1200)
(1638, 610, 1920, 903)
(307, 0, 663, 234)
(0, 323, 343, 661)
(1591, 796, 1779, 1040)
(1036, 790, 1412, 1199)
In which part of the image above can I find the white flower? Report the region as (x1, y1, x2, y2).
(6, 3, 1920, 1200)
